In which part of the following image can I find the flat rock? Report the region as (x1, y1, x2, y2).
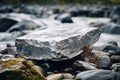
(16, 24, 101, 60)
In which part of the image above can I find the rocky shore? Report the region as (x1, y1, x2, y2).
(0, 4, 120, 80)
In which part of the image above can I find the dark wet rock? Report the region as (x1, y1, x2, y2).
(98, 55, 111, 69)
(97, 23, 120, 34)
(16, 24, 100, 60)
(110, 5, 120, 18)
(112, 63, 120, 72)
(64, 68, 73, 73)
(111, 16, 119, 23)
(20, 5, 47, 18)
(0, 69, 11, 80)
(109, 5, 120, 23)
(75, 69, 120, 80)
(108, 41, 118, 46)
(0, 5, 13, 13)
(6, 43, 15, 47)
(0, 18, 18, 32)
(94, 41, 120, 55)
(89, 9, 105, 17)
(93, 33, 120, 50)
(0, 46, 17, 55)
(115, 18, 120, 24)
(7, 20, 39, 33)
(52, 8, 61, 14)
(109, 25, 120, 34)
(55, 13, 73, 23)
(36, 57, 82, 73)
(102, 44, 120, 53)
(0, 58, 46, 80)
(78, 9, 90, 17)
(110, 55, 120, 63)
(68, 7, 90, 17)
(68, 8, 79, 17)
(90, 21, 120, 34)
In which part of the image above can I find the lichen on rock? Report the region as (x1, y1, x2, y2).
(0, 58, 46, 80)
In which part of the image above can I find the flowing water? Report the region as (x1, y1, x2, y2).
(93, 33, 120, 47)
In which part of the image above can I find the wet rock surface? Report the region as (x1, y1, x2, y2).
(0, 18, 18, 32)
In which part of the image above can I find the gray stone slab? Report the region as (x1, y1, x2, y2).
(16, 24, 101, 60)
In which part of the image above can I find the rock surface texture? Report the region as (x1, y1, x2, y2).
(16, 24, 101, 60)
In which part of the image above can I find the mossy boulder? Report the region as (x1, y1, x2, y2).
(0, 58, 46, 80)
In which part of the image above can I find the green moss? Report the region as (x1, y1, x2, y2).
(0, 58, 24, 70)
(0, 58, 46, 80)
(110, 0, 120, 3)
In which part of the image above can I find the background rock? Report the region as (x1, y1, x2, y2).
(111, 63, 120, 72)
(55, 13, 73, 23)
(0, 18, 18, 32)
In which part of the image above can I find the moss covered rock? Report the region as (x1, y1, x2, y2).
(0, 58, 46, 80)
